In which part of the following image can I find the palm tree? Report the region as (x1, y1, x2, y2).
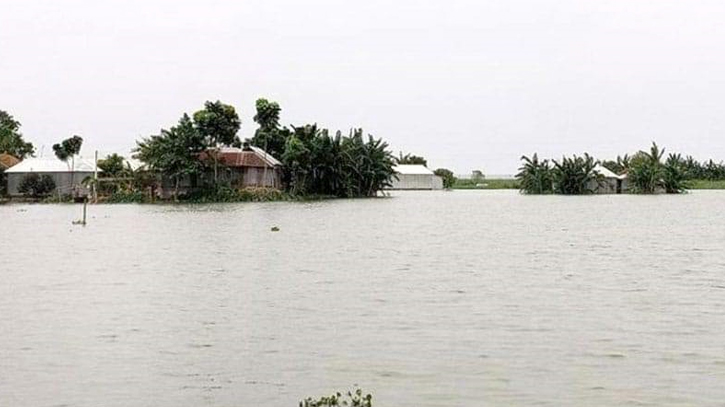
(663, 153, 688, 193)
(628, 142, 665, 194)
(551, 153, 601, 195)
(516, 154, 553, 194)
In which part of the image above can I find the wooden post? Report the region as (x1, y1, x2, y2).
(93, 150, 98, 203)
(82, 199, 87, 225)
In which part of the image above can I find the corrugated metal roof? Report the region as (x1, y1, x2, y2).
(5, 157, 99, 173)
(393, 164, 435, 175)
(211, 147, 282, 168)
(594, 164, 626, 180)
(0, 153, 20, 170)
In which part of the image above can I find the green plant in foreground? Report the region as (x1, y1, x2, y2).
(300, 387, 372, 407)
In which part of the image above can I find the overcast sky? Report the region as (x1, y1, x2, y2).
(2, 0, 724, 173)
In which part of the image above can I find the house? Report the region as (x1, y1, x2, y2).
(591, 164, 628, 194)
(0, 153, 20, 171)
(388, 164, 443, 190)
(158, 145, 283, 198)
(4, 157, 98, 197)
(212, 146, 283, 189)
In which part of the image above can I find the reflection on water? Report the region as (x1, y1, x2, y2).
(2, 190, 725, 407)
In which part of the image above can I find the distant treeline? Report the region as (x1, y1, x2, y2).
(516, 142, 721, 195)
(602, 154, 725, 181)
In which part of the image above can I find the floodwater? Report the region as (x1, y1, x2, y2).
(1, 190, 725, 407)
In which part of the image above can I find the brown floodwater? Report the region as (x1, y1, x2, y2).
(1, 190, 724, 406)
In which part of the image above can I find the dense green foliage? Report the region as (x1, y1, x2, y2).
(97, 153, 126, 177)
(521, 143, 692, 195)
(52, 135, 83, 163)
(300, 387, 372, 407)
(516, 154, 553, 194)
(248, 99, 396, 198)
(132, 98, 396, 201)
(18, 173, 56, 197)
(282, 126, 396, 197)
(604, 148, 725, 184)
(396, 152, 428, 166)
(0, 110, 34, 159)
(135, 113, 207, 198)
(250, 98, 289, 159)
(433, 168, 456, 189)
(627, 143, 665, 194)
(193, 100, 242, 181)
(551, 154, 600, 195)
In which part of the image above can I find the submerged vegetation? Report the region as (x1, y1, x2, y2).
(300, 387, 372, 407)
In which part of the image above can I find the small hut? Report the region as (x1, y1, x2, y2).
(591, 164, 628, 194)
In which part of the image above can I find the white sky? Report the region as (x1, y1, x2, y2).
(2, 0, 724, 173)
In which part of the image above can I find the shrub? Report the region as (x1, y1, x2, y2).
(18, 173, 56, 197)
(434, 168, 457, 189)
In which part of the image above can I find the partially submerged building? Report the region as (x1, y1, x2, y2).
(213, 146, 283, 189)
(591, 164, 628, 194)
(389, 164, 443, 190)
(4, 157, 98, 197)
(158, 146, 283, 198)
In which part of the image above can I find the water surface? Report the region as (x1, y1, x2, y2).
(1, 191, 725, 406)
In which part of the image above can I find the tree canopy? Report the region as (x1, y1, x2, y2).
(0, 110, 34, 159)
(53, 135, 83, 162)
(250, 98, 289, 159)
(396, 152, 428, 167)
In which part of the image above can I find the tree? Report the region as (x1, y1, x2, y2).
(628, 142, 665, 194)
(134, 114, 205, 199)
(52, 135, 83, 196)
(18, 173, 56, 197)
(396, 152, 428, 166)
(192, 100, 241, 182)
(551, 153, 600, 195)
(97, 153, 126, 177)
(250, 98, 289, 159)
(434, 168, 456, 189)
(516, 154, 553, 194)
(663, 153, 688, 194)
(0, 110, 34, 158)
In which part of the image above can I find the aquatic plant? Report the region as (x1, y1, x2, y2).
(300, 387, 372, 407)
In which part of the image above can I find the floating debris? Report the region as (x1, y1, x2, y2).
(271, 226, 280, 232)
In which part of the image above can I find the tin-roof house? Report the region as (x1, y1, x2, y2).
(4, 157, 99, 197)
(388, 164, 443, 190)
(591, 164, 628, 194)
